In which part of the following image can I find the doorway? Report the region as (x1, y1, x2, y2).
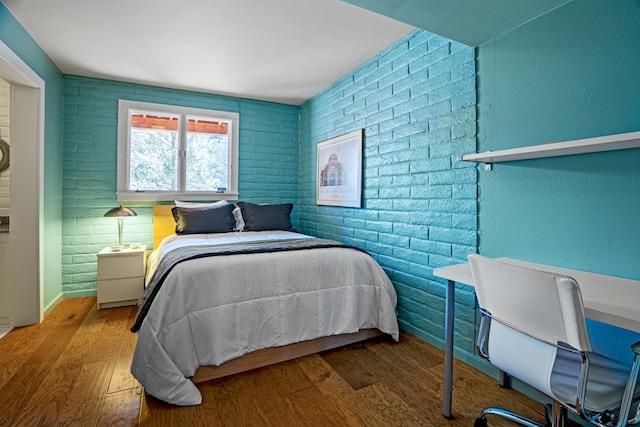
(0, 40, 45, 328)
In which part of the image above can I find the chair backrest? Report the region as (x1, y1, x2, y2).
(468, 254, 591, 352)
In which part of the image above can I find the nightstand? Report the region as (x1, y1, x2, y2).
(97, 245, 146, 309)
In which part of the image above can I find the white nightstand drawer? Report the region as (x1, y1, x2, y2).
(96, 246, 146, 309)
(97, 251, 145, 280)
(97, 277, 143, 308)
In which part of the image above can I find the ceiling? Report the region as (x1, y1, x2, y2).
(3, 0, 572, 106)
(2, 0, 415, 105)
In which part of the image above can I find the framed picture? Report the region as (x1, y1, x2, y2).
(316, 129, 362, 208)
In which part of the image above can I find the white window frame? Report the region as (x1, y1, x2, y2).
(116, 100, 239, 202)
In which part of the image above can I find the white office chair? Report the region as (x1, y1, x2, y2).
(468, 254, 640, 427)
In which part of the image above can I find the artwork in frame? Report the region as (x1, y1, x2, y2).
(316, 129, 362, 208)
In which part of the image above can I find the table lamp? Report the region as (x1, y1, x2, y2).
(103, 205, 136, 246)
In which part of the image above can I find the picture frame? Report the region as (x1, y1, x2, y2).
(316, 129, 362, 208)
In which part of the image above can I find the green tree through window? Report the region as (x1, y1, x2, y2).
(130, 128, 178, 191)
(117, 100, 239, 201)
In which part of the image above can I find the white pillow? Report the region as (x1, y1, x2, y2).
(232, 206, 245, 231)
(174, 200, 228, 208)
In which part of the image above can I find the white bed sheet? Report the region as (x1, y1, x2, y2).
(145, 230, 313, 284)
(131, 231, 399, 406)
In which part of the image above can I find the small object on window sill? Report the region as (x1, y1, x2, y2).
(216, 187, 226, 193)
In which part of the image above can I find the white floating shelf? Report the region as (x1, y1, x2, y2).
(461, 130, 640, 164)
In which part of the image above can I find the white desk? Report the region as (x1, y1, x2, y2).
(434, 257, 640, 418)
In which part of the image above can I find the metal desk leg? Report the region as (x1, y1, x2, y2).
(443, 279, 455, 418)
(499, 370, 511, 388)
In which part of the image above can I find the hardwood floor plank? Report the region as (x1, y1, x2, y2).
(46, 296, 95, 325)
(296, 354, 380, 426)
(0, 297, 561, 426)
(286, 384, 351, 427)
(18, 298, 93, 367)
(139, 393, 203, 426)
(356, 382, 433, 427)
(223, 365, 306, 427)
(437, 361, 547, 426)
(57, 360, 116, 426)
(97, 387, 142, 427)
(0, 361, 55, 427)
(11, 365, 81, 427)
(214, 369, 271, 426)
(328, 334, 441, 417)
(22, 323, 79, 365)
(0, 352, 29, 390)
(108, 310, 140, 394)
(52, 326, 99, 370)
(370, 331, 444, 369)
(0, 297, 93, 366)
(0, 323, 47, 359)
(264, 357, 315, 395)
(194, 377, 243, 426)
(85, 306, 134, 365)
(77, 299, 107, 335)
(319, 342, 380, 390)
(364, 332, 447, 404)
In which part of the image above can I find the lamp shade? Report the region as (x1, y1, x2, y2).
(103, 206, 137, 218)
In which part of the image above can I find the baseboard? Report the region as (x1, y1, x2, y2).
(62, 289, 98, 299)
(0, 325, 11, 340)
(44, 292, 64, 317)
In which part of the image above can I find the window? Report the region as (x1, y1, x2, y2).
(117, 100, 239, 201)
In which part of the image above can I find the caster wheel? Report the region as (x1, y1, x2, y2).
(474, 416, 488, 427)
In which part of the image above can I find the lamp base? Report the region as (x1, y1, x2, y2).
(117, 217, 124, 246)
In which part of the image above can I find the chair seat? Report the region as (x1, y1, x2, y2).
(489, 320, 633, 414)
(552, 346, 632, 413)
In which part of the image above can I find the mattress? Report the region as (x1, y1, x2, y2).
(130, 230, 399, 405)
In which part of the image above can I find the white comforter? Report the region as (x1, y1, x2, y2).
(131, 231, 399, 405)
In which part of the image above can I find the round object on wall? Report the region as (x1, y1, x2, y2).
(0, 138, 9, 173)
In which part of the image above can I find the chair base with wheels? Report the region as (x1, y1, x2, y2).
(474, 408, 547, 427)
(474, 402, 563, 427)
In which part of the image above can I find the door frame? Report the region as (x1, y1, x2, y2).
(0, 40, 45, 326)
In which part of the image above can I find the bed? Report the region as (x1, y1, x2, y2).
(130, 202, 399, 406)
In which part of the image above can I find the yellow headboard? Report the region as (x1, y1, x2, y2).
(153, 205, 176, 249)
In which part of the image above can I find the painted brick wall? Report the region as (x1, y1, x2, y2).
(298, 30, 479, 355)
(62, 76, 298, 297)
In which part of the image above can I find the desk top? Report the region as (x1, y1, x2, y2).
(434, 258, 640, 333)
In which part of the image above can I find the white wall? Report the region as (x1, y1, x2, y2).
(0, 77, 9, 216)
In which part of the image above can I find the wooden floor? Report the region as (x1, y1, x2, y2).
(0, 297, 550, 427)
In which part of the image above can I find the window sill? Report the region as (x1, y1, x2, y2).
(116, 191, 239, 202)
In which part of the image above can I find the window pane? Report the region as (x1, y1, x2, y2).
(117, 100, 239, 201)
(185, 117, 229, 191)
(129, 114, 179, 191)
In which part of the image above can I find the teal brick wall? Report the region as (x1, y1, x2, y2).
(298, 30, 478, 355)
(62, 76, 298, 297)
